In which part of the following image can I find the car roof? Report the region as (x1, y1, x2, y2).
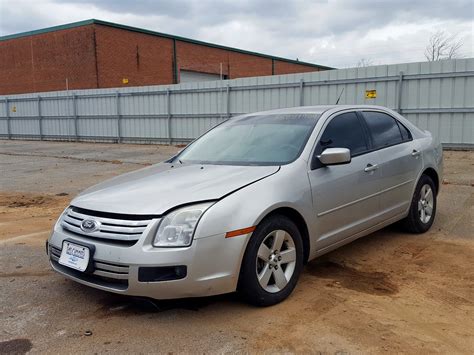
(235, 105, 392, 117)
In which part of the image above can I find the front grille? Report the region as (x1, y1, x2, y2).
(60, 206, 157, 244)
(49, 244, 129, 290)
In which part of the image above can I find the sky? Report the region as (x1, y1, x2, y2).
(0, 0, 473, 68)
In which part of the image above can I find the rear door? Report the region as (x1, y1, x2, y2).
(360, 110, 423, 219)
(308, 111, 384, 249)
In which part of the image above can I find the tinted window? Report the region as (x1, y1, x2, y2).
(363, 111, 403, 149)
(318, 112, 368, 156)
(397, 121, 412, 141)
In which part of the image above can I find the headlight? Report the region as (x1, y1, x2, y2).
(153, 202, 213, 247)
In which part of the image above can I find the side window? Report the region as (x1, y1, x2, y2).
(318, 112, 368, 156)
(397, 121, 412, 142)
(362, 111, 403, 149)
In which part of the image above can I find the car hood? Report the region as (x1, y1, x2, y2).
(71, 163, 279, 215)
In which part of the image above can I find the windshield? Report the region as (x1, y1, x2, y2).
(174, 114, 319, 166)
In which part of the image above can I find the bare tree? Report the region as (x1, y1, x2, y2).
(424, 31, 464, 61)
(356, 58, 374, 67)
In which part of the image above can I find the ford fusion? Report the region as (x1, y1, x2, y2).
(47, 105, 443, 306)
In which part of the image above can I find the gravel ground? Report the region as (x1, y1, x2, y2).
(0, 140, 473, 354)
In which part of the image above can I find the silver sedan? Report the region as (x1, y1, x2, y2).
(47, 105, 443, 306)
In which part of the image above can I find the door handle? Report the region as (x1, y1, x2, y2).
(411, 149, 421, 157)
(364, 163, 378, 173)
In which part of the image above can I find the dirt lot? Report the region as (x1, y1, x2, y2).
(0, 140, 473, 354)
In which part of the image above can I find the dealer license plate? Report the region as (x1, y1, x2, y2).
(58, 241, 90, 272)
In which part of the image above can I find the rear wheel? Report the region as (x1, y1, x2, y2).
(402, 174, 437, 233)
(238, 215, 303, 306)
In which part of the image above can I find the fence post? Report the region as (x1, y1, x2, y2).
(167, 89, 172, 145)
(38, 96, 43, 140)
(226, 84, 231, 118)
(299, 78, 304, 106)
(116, 92, 122, 143)
(397, 71, 404, 113)
(72, 94, 79, 142)
(5, 97, 11, 139)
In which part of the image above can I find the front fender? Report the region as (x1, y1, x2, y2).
(193, 161, 314, 287)
(195, 161, 313, 240)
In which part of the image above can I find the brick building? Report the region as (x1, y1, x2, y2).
(0, 19, 331, 95)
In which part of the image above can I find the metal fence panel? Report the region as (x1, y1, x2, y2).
(0, 58, 473, 147)
(78, 117, 118, 137)
(10, 118, 39, 135)
(41, 97, 72, 117)
(9, 99, 37, 117)
(42, 118, 75, 137)
(122, 117, 167, 139)
(0, 120, 7, 135)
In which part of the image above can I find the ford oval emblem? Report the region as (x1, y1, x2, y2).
(80, 219, 100, 233)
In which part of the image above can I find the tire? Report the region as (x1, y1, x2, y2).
(402, 174, 437, 233)
(238, 214, 304, 306)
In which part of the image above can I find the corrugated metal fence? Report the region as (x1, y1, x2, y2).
(1, 58, 473, 147)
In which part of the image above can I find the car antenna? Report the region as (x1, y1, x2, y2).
(335, 87, 345, 104)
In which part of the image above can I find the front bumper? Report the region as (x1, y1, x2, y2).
(47, 221, 249, 299)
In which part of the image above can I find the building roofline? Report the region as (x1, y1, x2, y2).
(0, 19, 334, 70)
(0, 19, 96, 41)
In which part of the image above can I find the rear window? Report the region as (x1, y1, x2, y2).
(362, 111, 404, 149)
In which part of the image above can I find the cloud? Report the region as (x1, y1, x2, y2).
(0, 0, 472, 68)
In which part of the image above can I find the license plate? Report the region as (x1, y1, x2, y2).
(58, 241, 90, 272)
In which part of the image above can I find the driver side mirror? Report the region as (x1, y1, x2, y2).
(317, 147, 351, 166)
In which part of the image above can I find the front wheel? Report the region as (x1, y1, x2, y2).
(238, 215, 304, 306)
(402, 174, 437, 233)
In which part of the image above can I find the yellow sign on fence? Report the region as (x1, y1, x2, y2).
(365, 90, 377, 99)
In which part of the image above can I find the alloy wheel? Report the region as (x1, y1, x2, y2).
(256, 230, 297, 293)
(418, 184, 434, 224)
